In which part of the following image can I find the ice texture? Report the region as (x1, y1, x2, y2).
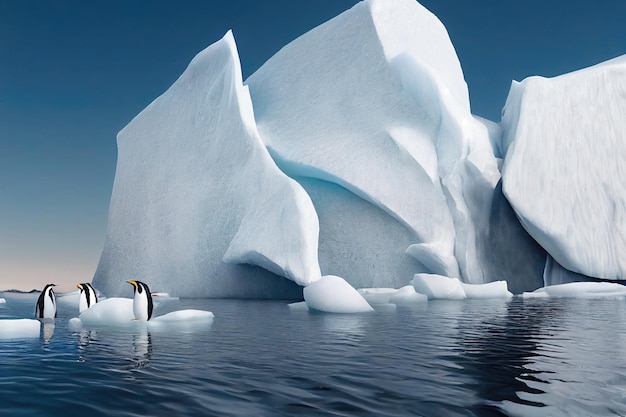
(303, 275, 374, 313)
(94, 0, 621, 299)
(522, 282, 626, 299)
(247, 0, 503, 287)
(502, 55, 626, 280)
(93, 31, 320, 298)
(0, 319, 41, 339)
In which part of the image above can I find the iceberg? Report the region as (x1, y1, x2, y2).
(247, 0, 501, 288)
(94, 0, 615, 300)
(501, 55, 626, 281)
(93, 31, 320, 298)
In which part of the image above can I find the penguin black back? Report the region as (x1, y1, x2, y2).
(35, 283, 57, 319)
(128, 280, 154, 321)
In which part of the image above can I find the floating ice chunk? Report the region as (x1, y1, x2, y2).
(150, 310, 214, 323)
(460, 280, 514, 299)
(79, 298, 134, 325)
(357, 286, 428, 306)
(357, 288, 398, 305)
(0, 319, 40, 339)
(304, 275, 374, 313)
(522, 282, 626, 299)
(287, 301, 309, 311)
(411, 273, 466, 300)
(0, 298, 6, 304)
(389, 285, 428, 305)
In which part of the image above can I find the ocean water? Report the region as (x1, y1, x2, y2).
(2, 292, 626, 416)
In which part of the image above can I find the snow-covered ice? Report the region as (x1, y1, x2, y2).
(76, 297, 214, 327)
(303, 275, 374, 313)
(0, 319, 40, 339)
(502, 55, 626, 281)
(91, 0, 624, 301)
(93, 30, 320, 299)
(522, 282, 626, 299)
(411, 274, 466, 300)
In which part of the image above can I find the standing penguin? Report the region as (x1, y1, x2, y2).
(77, 282, 98, 313)
(127, 280, 153, 321)
(35, 284, 57, 319)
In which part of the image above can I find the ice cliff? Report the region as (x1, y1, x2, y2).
(501, 55, 626, 284)
(93, 0, 624, 298)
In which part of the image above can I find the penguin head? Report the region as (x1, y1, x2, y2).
(76, 283, 98, 313)
(127, 280, 153, 321)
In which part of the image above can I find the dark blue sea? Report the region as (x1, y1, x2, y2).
(2, 291, 626, 416)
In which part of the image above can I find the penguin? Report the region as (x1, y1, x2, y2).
(77, 282, 98, 313)
(35, 283, 57, 319)
(127, 280, 153, 321)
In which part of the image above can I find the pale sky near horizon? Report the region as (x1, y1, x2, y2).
(1, 1, 625, 292)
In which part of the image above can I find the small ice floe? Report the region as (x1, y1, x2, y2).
(303, 275, 374, 313)
(148, 310, 214, 330)
(0, 298, 6, 304)
(78, 298, 134, 326)
(460, 281, 513, 299)
(411, 274, 513, 300)
(287, 301, 309, 311)
(522, 282, 626, 299)
(75, 297, 213, 329)
(358, 286, 428, 306)
(411, 274, 466, 300)
(0, 319, 40, 339)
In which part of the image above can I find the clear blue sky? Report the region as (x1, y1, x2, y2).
(1, 0, 625, 291)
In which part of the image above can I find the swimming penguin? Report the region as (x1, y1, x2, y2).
(127, 280, 153, 321)
(77, 282, 98, 313)
(35, 283, 57, 319)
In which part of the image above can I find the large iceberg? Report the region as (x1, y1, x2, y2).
(94, 0, 616, 299)
(501, 55, 626, 282)
(246, 0, 505, 288)
(93, 31, 320, 298)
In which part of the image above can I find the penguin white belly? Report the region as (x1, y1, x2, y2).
(133, 292, 149, 321)
(42, 294, 56, 319)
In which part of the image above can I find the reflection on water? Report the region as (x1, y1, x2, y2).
(40, 320, 55, 344)
(2, 296, 626, 416)
(131, 327, 152, 368)
(456, 299, 560, 415)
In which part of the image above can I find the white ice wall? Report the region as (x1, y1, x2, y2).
(502, 55, 626, 280)
(93, 32, 320, 298)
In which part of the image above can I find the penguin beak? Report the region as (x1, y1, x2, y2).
(76, 284, 83, 290)
(127, 280, 136, 286)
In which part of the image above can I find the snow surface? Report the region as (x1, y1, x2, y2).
(358, 286, 427, 305)
(522, 282, 626, 299)
(0, 319, 40, 339)
(502, 55, 626, 280)
(247, 0, 500, 288)
(411, 274, 513, 300)
(93, 31, 320, 298)
(303, 275, 374, 313)
(411, 274, 466, 300)
(77, 297, 214, 327)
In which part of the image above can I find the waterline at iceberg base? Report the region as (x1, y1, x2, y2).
(93, 0, 626, 300)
